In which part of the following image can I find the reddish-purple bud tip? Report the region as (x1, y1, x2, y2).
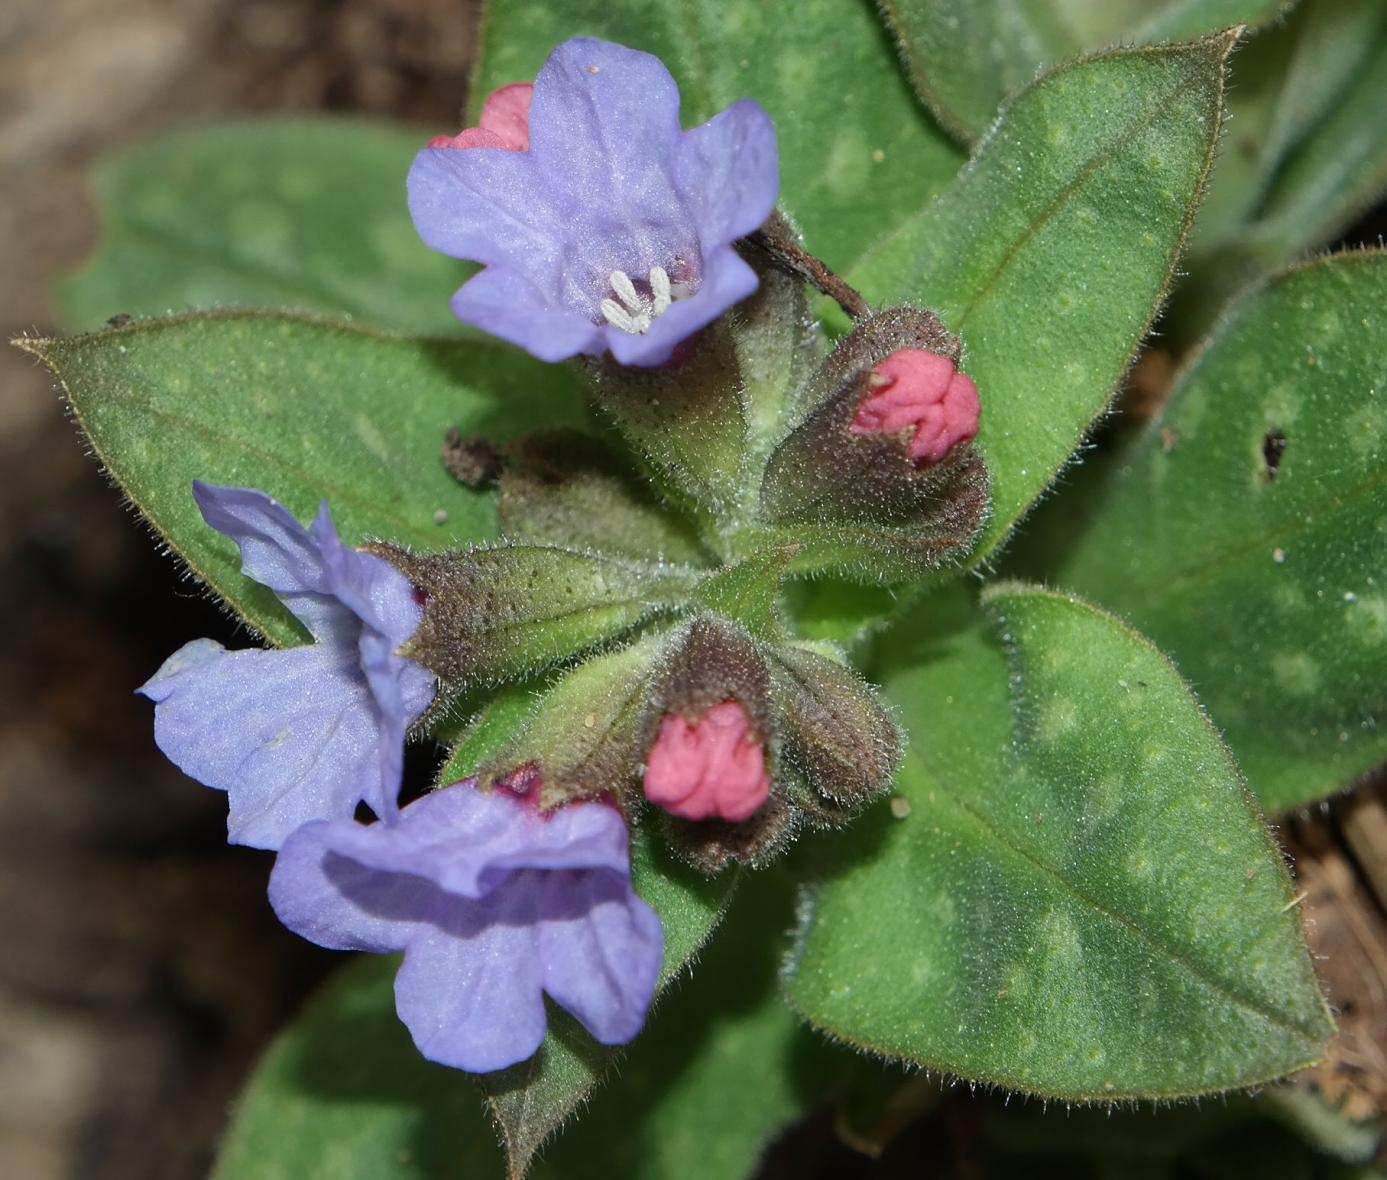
(427, 82, 534, 151)
(643, 700, 770, 823)
(850, 348, 980, 466)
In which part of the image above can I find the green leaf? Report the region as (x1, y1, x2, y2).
(17, 312, 584, 646)
(786, 578, 908, 649)
(692, 546, 797, 640)
(499, 430, 711, 565)
(788, 583, 1332, 1098)
(58, 120, 471, 335)
(211, 956, 500, 1180)
(473, 632, 667, 806)
(846, 34, 1234, 564)
(1173, 1, 1387, 339)
(877, 0, 1287, 142)
(1048, 253, 1387, 810)
(1193, 0, 1387, 253)
(473, 0, 963, 272)
(389, 545, 695, 688)
(1249, 29, 1387, 260)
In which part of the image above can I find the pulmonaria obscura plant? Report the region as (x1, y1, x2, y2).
(21, 3, 1387, 1176)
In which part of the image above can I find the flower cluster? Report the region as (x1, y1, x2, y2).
(407, 37, 778, 366)
(140, 34, 984, 1078)
(142, 483, 662, 1070)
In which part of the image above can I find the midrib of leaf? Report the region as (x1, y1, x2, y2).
(1095, 457, 1387, 603)
(1081, 250, 1387, 602)
(930, 780, 1322, 1050)
(851, 42, 1225, 301)
(954, 95, 1178, 328)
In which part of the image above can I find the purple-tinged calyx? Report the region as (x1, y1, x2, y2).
(137, 483, 436, 850)
(408, 37, 779, 367)
(268, 777, 664, 1073)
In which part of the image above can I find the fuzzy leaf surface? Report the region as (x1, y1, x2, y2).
(58, 120, 471, 334)
(474, 0, 963, 272)
(847, 35, 1233, 563)
(877, 0, 1286, 142)
(1052, 253, 1387, 810)
(19, 312, 583, 646)
(787, 584, 1331, 1098)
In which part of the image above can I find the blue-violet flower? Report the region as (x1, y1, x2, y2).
(138, 483, 436, 850)
(269, 777, 664, 1072)
(407, 37, 779, 367)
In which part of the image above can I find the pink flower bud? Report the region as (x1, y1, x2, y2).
(643, 700, 770, 823)
(849, 348, 980, 466)
(427, 82, 534, 152)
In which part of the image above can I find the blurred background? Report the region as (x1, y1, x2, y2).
(0, 3, 473, 1176)
(2, 3, 1385, 1179)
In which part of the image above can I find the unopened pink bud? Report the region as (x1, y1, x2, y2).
(643, 701, 770, 823)
(427, 82, 534, 152)
(849, 348, 980, 466)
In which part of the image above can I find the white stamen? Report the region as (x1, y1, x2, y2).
(599, 264, 691, 335)
(600, 298, 642, 334)
(609, 270, 644, 315)
(650, 266, 671, 317)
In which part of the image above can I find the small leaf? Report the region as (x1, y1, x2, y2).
(17, 312, 584, 646)
(788, 584, 1332, 1098)
(847, 34, 1235, 563)
(1049, 252, 1387, 810)
(878, 0, 1286, 142)
(499, 430, 711, 564)
(384, 545, 695, 688)
(1249, 30, 1387, 261)
(473, 0, 964, 272)
(58, 120, 472, 334)
(786, 578, 908, 649)
(692, 546, 797, 640)
(475, 632, 668, 806)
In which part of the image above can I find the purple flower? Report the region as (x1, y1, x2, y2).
(269, 778, 664, 1073)
(408, 37, 779, 367)
(138, 484, 436, 850)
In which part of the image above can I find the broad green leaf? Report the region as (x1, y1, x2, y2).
(436, 718, 737, 1178)
(789, 583, 1332, 1098)
(473, 0, 964, 272)
(58, 120, 470, 334)
(1049, 253, 1387, 810)
(214, 868, 822, 1180)
(212, 956, 501, 1180)
(847, 35, 1235, 563)
(877, 0, 1287, 142)
(18, 312, 584, 646)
